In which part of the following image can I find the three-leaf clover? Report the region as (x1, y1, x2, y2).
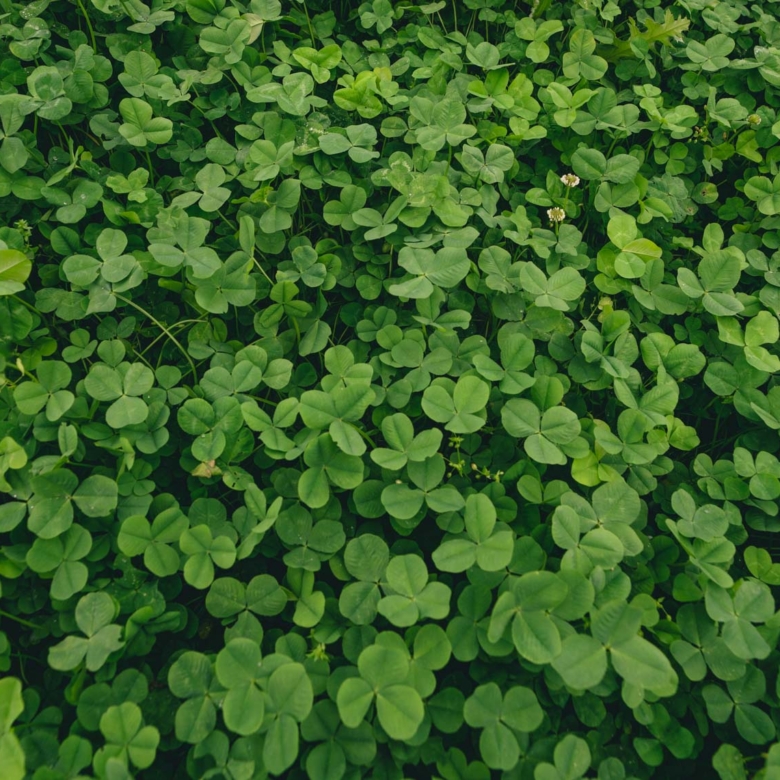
(534, 735, 592, 780)
(518, 263, 586, 309)
(214, 638, 266, 736)
(377, 553, 451, 627)
(337, 639, 424, 740)
(501, 398, 581, 465)
(463, 682, 544, 770)
(677, 224, 745, 316)
(489, 571, 569, 664)
(388, 246, 470, 299)
(93, 702, 160, 774)
(422, 376, 490, 434)
(179, 524, 237, 589)
(410, 97, 476, 152)
(716, 311, 780, 373)
(13, 360, 75, 421)
(63, 228, 140, 289)
(606, 213, 663, 279)
(432, 494, 515, 573)
(84, 361, 155, 428)
(117, 503, 189, 577)
(26, 524, 92, 600)
(705, 580, 775, 661)
(118, 98, 173, 147)
(48, 593, 125, 672)
(370, 413, 443, 470)
(168, 651, 223, 744)
(28, 471, 118, 539)
(339, 534, 390, 625)
(381, 454, 464, 521)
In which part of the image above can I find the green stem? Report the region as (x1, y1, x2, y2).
(300, 0, 316, 45)
(252, 255, 274, 284)
(0, 609, 42, 629)
(114, 293, 198, 381)
(186, 96, 223, 139)
(144, 149, 155, 187)
(138, 319, 203, 358)
(75, 0, 97, 52)
(216, 209, 234, 230)
(251, 395, 277, 406)
(606, 133, 622, 158)
(12, 295, 43, 317)
(356, 427, 375, 446)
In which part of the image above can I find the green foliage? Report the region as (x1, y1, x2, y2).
(1, 0, 780, 779)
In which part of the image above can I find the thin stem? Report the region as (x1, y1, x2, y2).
(356, 427, 375, 446)
(75, 0, 97, 52)
(300, 0, 316, 45)
(12, 295, 43, 316)
(252, 255, 274, 284)
(138, 319, 203, 358)
(251, 394, 277, 406)
(114, 293, 198, 381)
(216, 209, 235, 230)
(186, 96, 223, 139)
(144, 149, 155, 187)
(0, 609, 42, 629)
(128, 344, 156, 372)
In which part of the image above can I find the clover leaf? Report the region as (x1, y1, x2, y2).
(0, 677, 25, 780)
(48, 593, 125, 672)
(433, 493, 514, 573)
(168, 651, 222, 744)
(381, 453, 464, 522)
(371, 413, 443, 470)
(26, 524, 92, 600)
(463, 682, 543, 770)
(377, 553, 451, 626)
(94, 702, 160, 774)
(502, 398, 581, 465)
(118, 98, 173, 147)
(534, 735, 591, 780)
(118, 504, 189, 577)
(422, 376, 489, 433)
(337, 640, 424, 741)
(84, 361, 155, 428)
(0, 248, 32, 295)
(339, 534, 389, 625)
(13, 360, 74, 421)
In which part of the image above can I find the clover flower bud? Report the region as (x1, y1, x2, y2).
(547, 207, 566, 223)
(560, 173, 580, 188)
(747, 114, 762, 126)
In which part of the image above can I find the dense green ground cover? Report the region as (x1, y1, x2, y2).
(2, 0, 780, 777)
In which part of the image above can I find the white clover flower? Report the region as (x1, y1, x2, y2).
(560, 173, 580, 188)
(547, 207, 566, 223)
(747, 114, 762, 126)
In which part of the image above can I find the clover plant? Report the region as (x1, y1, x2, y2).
(1, 0, 780, 778)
